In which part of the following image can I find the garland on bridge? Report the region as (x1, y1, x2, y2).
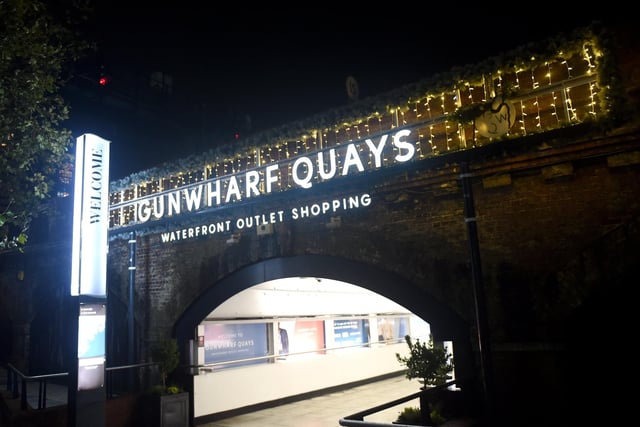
(110, 22, 625, 199)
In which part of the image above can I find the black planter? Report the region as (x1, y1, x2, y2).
(419, 388, 432, 426)
(157, 392, 189, 427)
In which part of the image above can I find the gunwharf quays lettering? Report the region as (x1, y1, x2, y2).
(134, 129, 414, 224)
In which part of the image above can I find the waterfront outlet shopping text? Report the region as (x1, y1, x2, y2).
(159, 193, 372, 243)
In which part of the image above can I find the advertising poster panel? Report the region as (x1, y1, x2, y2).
(377, 316, 408, 343)
(291, 320, 326, 356)
(77, 303, 106, 390)
(204, 323, 269, 368)
(333, 319, 369, 347)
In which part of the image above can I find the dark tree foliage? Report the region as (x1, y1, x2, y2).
(0, 0, 90, 253)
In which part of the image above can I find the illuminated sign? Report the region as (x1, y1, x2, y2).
(119, 129, 414, 226)
(71, 134, 110, 296)
(110, 41, 606, 232)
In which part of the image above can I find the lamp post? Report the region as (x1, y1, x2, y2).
(459, 161, 495, 425)
(128, 231, 136, 384)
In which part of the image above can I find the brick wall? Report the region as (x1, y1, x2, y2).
(103, 125, 640, 425)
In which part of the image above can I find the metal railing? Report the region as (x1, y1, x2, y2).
(2, 339, 399, 411)
(3, 361, 157, 410)
(2, 340, 394, 411)
(195, 337, 406, 372)
(338, 380, 459, 427)
(4, 364, 68, 410)
(2, 337, 433, 417)
(104, 361, 156, 398)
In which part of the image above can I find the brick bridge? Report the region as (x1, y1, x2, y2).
(101, 24, 639, 424)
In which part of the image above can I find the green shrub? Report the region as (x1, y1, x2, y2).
(395, 405, 447, 426)
(430, 406, 446, 425)
(395, 334, 453, 388)
(396, 406, 422, 424)
(151, 338, 180, 390)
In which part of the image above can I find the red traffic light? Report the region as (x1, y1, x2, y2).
(99, 76, 109, 86)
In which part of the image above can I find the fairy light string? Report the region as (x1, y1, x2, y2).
(108, 32, 612, 229)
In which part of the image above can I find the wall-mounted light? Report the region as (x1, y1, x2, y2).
(326, 216, 341, 229)
(226, 233, 240, 245)
(257, 224, 274, 236)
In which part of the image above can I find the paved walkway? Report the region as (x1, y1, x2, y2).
(197, 374, 420, 426)
(196, 375, 476, 427)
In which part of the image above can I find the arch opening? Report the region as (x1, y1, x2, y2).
(174, 255, 473, 420)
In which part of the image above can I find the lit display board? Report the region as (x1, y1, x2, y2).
(70, 134, 110, 296)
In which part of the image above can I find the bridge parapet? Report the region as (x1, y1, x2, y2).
(108, 25, 618, 232)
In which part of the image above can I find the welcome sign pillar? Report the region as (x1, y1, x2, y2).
(68, 134, 110, 427)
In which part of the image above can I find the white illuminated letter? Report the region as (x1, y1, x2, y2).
(183, 184, 203, 211)
(245, 170, 260, 197)
(317, 149, 337, 180)
(225, 176, 241, 202)
(138, 200, 151, 223)
(292, 156, 314, 189)
(365, 135, 388, 167)
(265, 164, 279, 193)
(342, 143, 364, 176)
(393, 129, 414, 162)
(207, 180, 221, 206)
(152, 196, 165, 219)
(168, 190, 181, 216)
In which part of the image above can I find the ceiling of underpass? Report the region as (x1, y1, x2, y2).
(206, 277, 410, 319)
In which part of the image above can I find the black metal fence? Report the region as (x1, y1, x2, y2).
(3, 361, 156, 410)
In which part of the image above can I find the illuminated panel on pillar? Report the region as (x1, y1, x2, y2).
(71, 134, 110, 296)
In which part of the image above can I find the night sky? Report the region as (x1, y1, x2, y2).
(65, 7, 611, 179)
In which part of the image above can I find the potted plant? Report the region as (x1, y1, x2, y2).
(149, 338, 189, 427)
(395, 334, 453, 426)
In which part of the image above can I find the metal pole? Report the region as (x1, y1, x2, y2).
(459, 161, 495, 425)
(128, 232, 136, 377)
(66, 295, 79, 427)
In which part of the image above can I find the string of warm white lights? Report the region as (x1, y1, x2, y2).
(588, 82, 597, 117)
(109, 46, 608, 228)
(455, 88, 466, 150)
(546, 62, 560, 127)
(514, 67, 527, 136)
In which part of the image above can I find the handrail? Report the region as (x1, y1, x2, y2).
(2, 338, 414, 412)
(338, 380, 457, 427)
(3, 361, 157, 410)
(6, 363, 68, 380)
(5, 362, 69, 410)
(196, 337, 407, 371)
(105, 361, 155, 372)
(104, 361, 157, 398)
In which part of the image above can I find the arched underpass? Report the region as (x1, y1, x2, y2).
(174, 255, 473, 421)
